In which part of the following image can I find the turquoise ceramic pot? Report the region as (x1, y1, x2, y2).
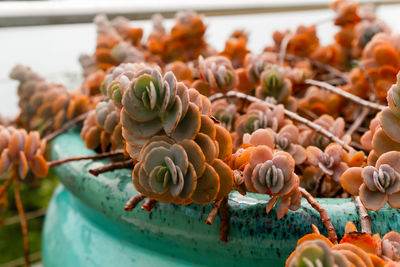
(42, 129, 400, 266)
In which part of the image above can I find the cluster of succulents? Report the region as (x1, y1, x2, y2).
(6, 0, 400, 264)
(287, 222, 400, 266)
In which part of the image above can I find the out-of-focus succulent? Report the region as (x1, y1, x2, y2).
(341, 151, 400, 211)
(81, 69, 106, 96)
(165, 61, 194, 85)
(331, 0, 361, 27)
(212, 99, 238, 131)
(0, 126, 48, 180)
(110, 16, 143, 47)
(121, 69, 202, 158)
(256, 67, 292, 104)
(235, 102, 285, 138)
(10, 65, 91, 132)
(299, 86, 342, 117)
(220, 30, 250, 68)
(111, 42, 144, 64)
(382, 231, 400, 261)
(307, 143, 348, 182)
(195, 56, 238, 95)
(353, 19, 391, 56)
(244, 52, 278, 85)
(79, 54, 98, 77)
(81, 101, 123, 152)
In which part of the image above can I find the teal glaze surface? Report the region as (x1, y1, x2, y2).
(42, 129, 400, 266)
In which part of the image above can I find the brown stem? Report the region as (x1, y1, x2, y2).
(345, 107, 370, 137)
(305, 79, 385, 111)
(42, 112, 88, 142)
(212, 91, 356, 153)
(142, 198, 157, 212)
(0, 175, 13, 199)
(354, 196, 371, 234)
(299, 187, 338, 244)
(14, 177, 30, 267)
(219, 197, 229, 243)
(205, 199, 223, 225)
(47, 150, 124, 167)
(124, 194, 145, 211)
(89, 159, 135, 176)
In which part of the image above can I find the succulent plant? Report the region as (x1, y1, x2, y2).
(255, 67, 292, 104)
(110, 16, 143, 47)
(121, 68, 202, 158)
(236, 102, 285, 138)
(212, 99, 238, 131)
(274, 125, 307, 165)
(111, 42, 144, 64)
(220, 30, 250, 68)
(197, 56, 238, 94)
(382, 231, 400, 261)
(0, 126, 47, 180)
(133, 127, 233, 205)
(81, 69, 106, 96)
(81, 101, 123, 152)
(299, 86, 342, 116)
(342, 151, 400, 211)
(244, 52, 278, 85)
(307, 143, 348, 182)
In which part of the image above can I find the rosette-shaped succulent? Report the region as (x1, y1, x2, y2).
(286, 239, 351, 267)
(102, 63, 152, 108)
(274, 125, 307, 165)
(0, 127, 48, 180)
(212, 99, 238, 131)
(382, 231, 400, 261)
(307, 143, 348, 182)
(239, 144, 300, 218)
(235, 102, 285, 138)
(299, 115, 348, 149)
(195, 56, 238, 95)
(256, 67, 292, 103)
(80, 101, 123, 152)
(341, 151, 400, 211)
(133, 120, 233, 205)
(121, 69, 201, 158)
(244, 52, 278, 85)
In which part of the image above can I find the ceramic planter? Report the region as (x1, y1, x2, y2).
(42, 129, 400, 266)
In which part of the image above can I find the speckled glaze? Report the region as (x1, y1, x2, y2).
(42, 129, 400, 266)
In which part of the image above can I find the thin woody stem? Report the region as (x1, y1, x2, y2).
(142, 198, 157, 212)
(299, 187, 338, 244)
(14, 177, 30, 267)
(0, 175, 13, 199)
(124, 194, 145, 211)
(211, 91, 355, 153)
(306, 79, 385, 111)
(345, 107, 370, 137)
(47, 150, 124, 167)
(42, 112, 88, 142)
(354, 196, 372, 234)
(205, 199, 224, 225)
(89, 159, 135, 176)
(219, 197, 229, 243)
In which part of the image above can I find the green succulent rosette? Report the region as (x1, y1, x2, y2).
(121, 69, 201, 159)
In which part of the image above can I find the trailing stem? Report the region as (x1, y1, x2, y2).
(205, 199, 224, 225)
(210, 91, 355, 153)
(124, 194, 145, 211)
(219, 197, 229, 243)
(47, 150, 124, 167)
(354, 196, 372, 234)
(0, 175, 13, 199)
(142, 198, 157, 212)
(299, 187, 338, 244)
(345, 107, 370, 137)
(42, 112, 88, 142)
(14, 176, 30, 267)
(89, 159, 135, 176)
(305, 79, 385, 111)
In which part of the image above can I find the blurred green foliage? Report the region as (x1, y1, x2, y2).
(0, 169, 58, 264)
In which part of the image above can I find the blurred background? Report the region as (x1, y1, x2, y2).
(1, 0, 400, 266)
